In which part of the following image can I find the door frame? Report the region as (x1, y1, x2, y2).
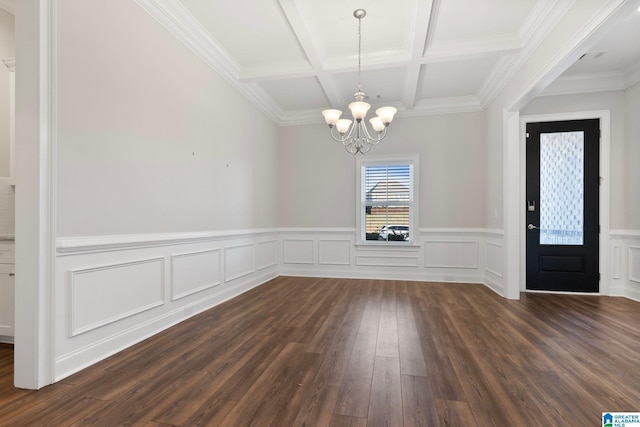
(519, 111, 610, 295)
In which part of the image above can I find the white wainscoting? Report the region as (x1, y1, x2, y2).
(69, 257, 165, 336)
(484, 230, 505, 295)
(54, 229, 279, 381)
(171, 249, 222, 301)
(279, 228, 500, 287)
(283, 239, 314, 264)
(256, 240, 278, 270)
(609, 230, 640, 301)
(318, 239, 351, 266)
(224, 244, 255, 282)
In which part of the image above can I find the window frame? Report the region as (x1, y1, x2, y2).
(356, 155, 419, 245)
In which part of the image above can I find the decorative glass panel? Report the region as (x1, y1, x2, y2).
(539, 131, 584, 245)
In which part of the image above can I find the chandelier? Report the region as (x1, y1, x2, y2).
(321, 9, 397, 155)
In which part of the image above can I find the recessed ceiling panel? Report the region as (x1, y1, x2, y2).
(420, 57, 499, 99)
(333, 67, 406, 107)
(430, 0, 538, 43)
(260, 77, 329, 112)
(297, 0, 416, 61)
(178, 0, 308, 69)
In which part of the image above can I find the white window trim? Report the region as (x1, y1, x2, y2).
(355, 154, 419, 245)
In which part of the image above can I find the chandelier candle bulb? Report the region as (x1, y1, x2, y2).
(376, 106, 397, 125)
(336, 119, 352, 134)
(320, 9, 397, 154)
(369, 116, 385, 132)
(349, 101, 371, 120)
(322, 109, 342, 126)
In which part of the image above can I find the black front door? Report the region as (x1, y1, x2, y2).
(526, 119, 600, 292)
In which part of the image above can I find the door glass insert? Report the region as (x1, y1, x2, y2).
(539, 131, 584, 245)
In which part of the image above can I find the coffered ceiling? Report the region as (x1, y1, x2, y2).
(162, 0, 576, 124)
(4, 1, 640, 125)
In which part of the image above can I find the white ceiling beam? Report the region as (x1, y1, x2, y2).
(423, 36, 521, 63)
(402, 0, 434, 109)
(278, 0, 343, 107)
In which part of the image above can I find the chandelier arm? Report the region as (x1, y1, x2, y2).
(344, 122, 358, 146)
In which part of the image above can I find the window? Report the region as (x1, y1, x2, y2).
(356, 156, 418, 244)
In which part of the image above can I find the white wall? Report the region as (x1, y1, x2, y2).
(56, 0, 279, 237)
(278, 112, 486, 229)
(44, 0, 280, 382)
(625, 81, 640, 230)
(0, 8, 13, 178)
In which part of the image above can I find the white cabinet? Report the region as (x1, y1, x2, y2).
(0, 242, 14, 341)
(0, 263, 14, 339)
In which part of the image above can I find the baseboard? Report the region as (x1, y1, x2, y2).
(0, 335, 14, 345)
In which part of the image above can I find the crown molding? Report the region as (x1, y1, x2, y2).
(538, 71, 626, 96)
(625, 60, 640, 89)
(477, 0, 575, 108)
(2, 57, 15, 72)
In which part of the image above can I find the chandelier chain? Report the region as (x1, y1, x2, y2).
(357, 15, 362, 92)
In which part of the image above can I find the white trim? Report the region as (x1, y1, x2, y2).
(355, 154, 419, 246)
(14, 0, 57, 389)
(519, 110, 611, 296)
(629, 246, 640, 284)
(57, 228, 279, 255)
(610, 230, 640, 239)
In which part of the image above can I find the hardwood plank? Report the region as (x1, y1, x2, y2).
(401, 375, 439, 427)
(1, 278, 640, 426)
(367, 356, 403, 427)
(333, 332, 377, 418)
(291, 385, 340, 427)
(329, 414, 368, 427)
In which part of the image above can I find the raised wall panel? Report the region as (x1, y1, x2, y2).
(424, 241, 479, 269)
(611, 243, 622, 279)
(283, 239, 314, 264)
(630, 246, 640, 283)
(171, 249, 222, 301)
(256, 240, 277, 270)
(69, 257, 165, 336)
(318, 240, 350, 265)
(0, 264, 14, 337)
(225, 244, 255, 282)
(485, 241, 503, 277)
(356, 255, 419, 267)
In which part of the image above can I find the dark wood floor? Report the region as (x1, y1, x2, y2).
(1, 277, 640, 426)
